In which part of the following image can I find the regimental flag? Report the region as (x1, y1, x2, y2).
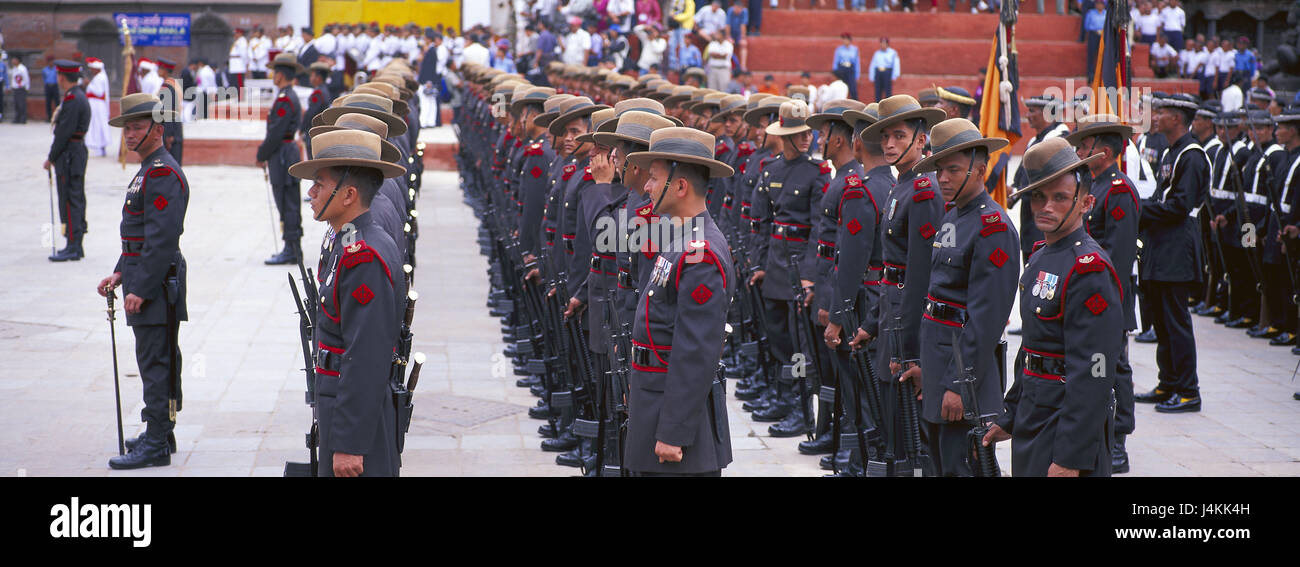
(979, 0, 1023, 208)
(117, 16, 143, 169)
(1092, 0, 1133, 122)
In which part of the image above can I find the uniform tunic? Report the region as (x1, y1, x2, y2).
(50, 84, 91, 240)
(313, 212, 404, 477)
(114, 147, 189, 426)
(996, 227, 1123, 476)
(257, 84, 304, 241)
(626, 211, 735, 474)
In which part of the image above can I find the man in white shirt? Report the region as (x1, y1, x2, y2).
(1218, 37, 1235, 92)
(1160, 0, 1185, 52)
(248, 27, 269, 79)
(1221, 78, 1243, 112)
(463, 34, 490, 67)
(1137, 4, 1161, 44)
(6, 55, 28, 123)
(286, 27, 306, 54)
(561, 18, 591, 66)
(382, 26, 402, 67)
(228, 27, 249, 97)
(316, 25, 337, 68)
(1149, 35, 1177, 78)
(694, 0, 728, 40)
(1177, 38, 1194, 77)
(139, 58, 163, 96)
(402, 25, 420, 61)
(704, 31, 733, 91)
(364, 25, 384, 72)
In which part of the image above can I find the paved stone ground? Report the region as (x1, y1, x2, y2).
(0, 121, 1296, 477)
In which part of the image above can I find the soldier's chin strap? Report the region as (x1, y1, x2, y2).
(890, 123, 923, 168)
(132, 122, 157, 153)
(313, 168, 351, 222)
(949, 150, 978, 206)
(1050, 172, 1085, 235)
(652, 161, 679, 215)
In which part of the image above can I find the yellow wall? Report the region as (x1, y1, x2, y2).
(313, 0, 461, 34)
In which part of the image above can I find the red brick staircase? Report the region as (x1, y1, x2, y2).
(746, 8, 1197, 106)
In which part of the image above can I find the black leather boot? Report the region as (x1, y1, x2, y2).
(264, 241, 301, 265)
(819, 449, 851, 471)
(1134, 328, 1157, 343)
(768, 400, 811, 437)
(125, 430, 177, 454)
(528, 402, 555, 420)
(742, 382, 778, 411)
(555, 447, 584, 467)
(49, 237, 85, 262)
(516, 375, 541, 388)
(751, 387, 794, 422)
(109, 427, 171, 470)
(541, 429, 580, 452)
(797, 428, 836, 455)
(537, 422, 558, 439)
(1111, 433, 1130, 474)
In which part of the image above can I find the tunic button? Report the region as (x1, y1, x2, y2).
(1075, 241, 1081, 246)
(980, 204, 986, 208)
(648, 290, 654, 297)
(888, 229, 893, 235)
(794, 190, 799, 195)
(1035, 307, 1041, 314)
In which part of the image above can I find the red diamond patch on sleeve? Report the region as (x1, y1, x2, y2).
(691, 283, 713, 304)
(310, 94, 319, 104)
(918, 223, 936, 239)
(531, 166, 543, 178)
(989, 247, 1009, 267)
(846, 218, 862, 235)
(153, 196, 168, 211)
(352, 284, 374, 305)
(1085, 293, 1108, 315)
(276, 106, 286, 117)
(1111, 206, 1126, 221)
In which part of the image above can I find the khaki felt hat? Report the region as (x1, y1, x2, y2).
(607, 97, 682, 127)
(1007, 137, 1103, 200)
(353, 83, 410, 116)
(547, 96, 611, 137)
(647, 83, 677, 101)
(786, 85, 812, 104)
(593, 111, 678, 148)
(316, 93, 408, 136)
(765, 100, 814, 136)
(109, 93, 178, 127)
(308, 112, 402, 162)
(289, 129, 406, 179)
(709, 94, 749, 122)
(743, 95, 790, 129)
(626, 127, 734, 178)
(913, 118, 1009, 173)
(688, 92, 729, 115)
(269, 52, 304, 74)
(1064, 113, 1135, 146)
(576, 108, 618, 143)
(842, 101, 881, 129)
(805, 98, 867, 130)
(661, 86, 698, 107)
(682, 67, 706, 82)
(858, 94, 947, 143)
(532, 94, 576, 128)
(510, 87, 557, 114)
(373, 72, 417, 93)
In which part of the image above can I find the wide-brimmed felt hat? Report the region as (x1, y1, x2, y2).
(317, 93, 408, 136)
(1214, 109, 1244, 127)
(709, 94, 749, 122)
(636, 73, 664, 86)
(371, 74, 414, 99)
(532, 94, 576, 127)
(859, 94, 947, 143)
(577, 108, 618, 143)
(917, 87, 940, 106)
(510, 86, 557, 114)
(1024, 94, 1064, 114)
(626, 127, 734, 178)
(288, 129, 406, 179)
(682, 67, 706, 82)
(109, 93, 179, 127)
(270, 52, 304, 74)
(309, 61, 332, 74)
(680, 89, 719, 113)
(1274, 105, 1300, 124)
(1246, 108, 1274, 127)
(646, 83, 677, 101)
(688, 92, 728, 114)
(607, 97, 682, 127)
(765, 100, 814, 136)
(308, 112, 402, 162)
(913, 118, 1009, 172)
(661, 86, 698, 107)
(548, 96, 610, 136)
(806, 98, 867, 130)
(842, 102, 881, 129)
(593, 111, 677, 148)
(1196, 100, 1222, 121)
(1248, 88, 1274, 103)
(743, 96, 790, 128)
(1007, 137, 1103, 199)
(786, 85, 812, 104)
(1065, 113, 1135, 146)
(1151, 92, 1200, 111)
(350, 84, 410, 117)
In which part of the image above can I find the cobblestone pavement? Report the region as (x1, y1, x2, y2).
(0, 122, 1295, 477)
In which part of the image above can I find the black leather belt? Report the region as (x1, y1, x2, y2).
(722, 194, 734, 208)
(775, 224, 811, 241)
(315, 348, 342, 373)
(563, 233, 575, 253)
(1024, 350, 1066, 381)
(618, 270, 634, 289)
(740, 204, 752, 218)
(121, 239, 144, 255)
(817, 243, 835, 259)
(924, 298, 967, 326)
(632, 345, 669, 370)
(883, 264, 906, 285)
(749, 219, 761, 233)
(544, 230, 556, 243)
(69, 132, 86, 141)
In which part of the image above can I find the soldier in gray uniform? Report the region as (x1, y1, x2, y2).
(858, 95, 945, 475)
(749, 99, 833, 437)
(97, 93, 188, 469)
(294, 129, 408, 477)
(260, 52, 306, 265)
(623, 126, 735, 476)
(46, 59, 91, 262)
(1067, 115, 1140, 473)
(984, 136, 1125, 477)
(910, 118, 1018, 477)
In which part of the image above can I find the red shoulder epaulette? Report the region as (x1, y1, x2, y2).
(716, 141, 730, 156)
(582, 166, 593, 181)
(819, 161, 832, 175)
(1031, 239, 1047, 254)
(524, 142, 544, 157)
(845, 174, 862, 187)
(913, 190, 935, 202)
(914, 177, 931, 190)
(562, 164, 577, 180)
(1075, 253, 1106, 273)
(676, 239, 728, 291)
(979, 212, 1008, 236)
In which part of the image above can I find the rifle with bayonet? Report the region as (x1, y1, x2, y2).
(834, 295, 890, 477)
(284, 260, 320, 477)
(1230, 160, 1268, 292)
(952, 330, 1001, 477)
(1261, 158, 1300, 324)
(784, 252, 817, 440)
(890, 314, 924, 477)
